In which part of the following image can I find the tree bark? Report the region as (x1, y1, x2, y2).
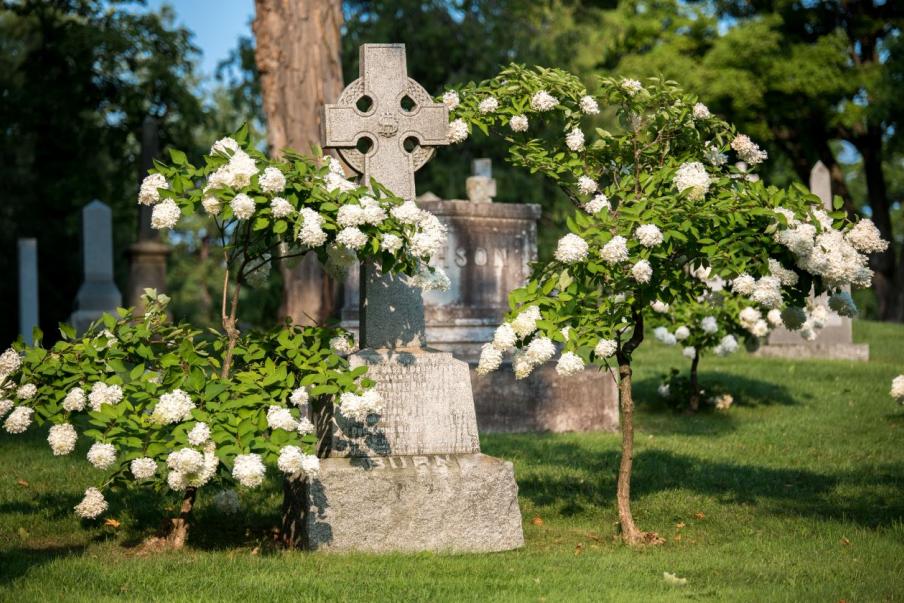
(164, 487, 197, 549)
(856, 125, 902, 321)
(253, 0, 345, 326)
(688, 353, 700, 413)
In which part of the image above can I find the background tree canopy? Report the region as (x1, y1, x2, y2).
(2, 0, 901, 345)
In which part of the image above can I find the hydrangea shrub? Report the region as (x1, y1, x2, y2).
(0, 127, 450, 548)
(446, 66, 887, 544)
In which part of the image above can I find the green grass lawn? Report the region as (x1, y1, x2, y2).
(2, 321, 903, 602)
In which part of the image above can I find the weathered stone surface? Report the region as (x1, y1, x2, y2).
(312, 44, 524, 553)
(71, 200, 122, 334)
(304, 454, 524, 552)
(466, 158, 496, 203)
(331, 349, 481, 456)
(758, 161, 868, 361)
(472, 364, 619, 433)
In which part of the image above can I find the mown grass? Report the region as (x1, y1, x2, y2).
(1, 321, 903, 602)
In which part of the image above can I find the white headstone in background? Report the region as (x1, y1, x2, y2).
(758, 161, 869, 360)
(18, 239, 39, 345)
(71, 200, 122, 333)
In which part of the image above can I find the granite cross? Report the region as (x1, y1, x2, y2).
(323, 44, 449, 349)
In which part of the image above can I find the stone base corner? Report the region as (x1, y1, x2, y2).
(753, 343, 869, 361)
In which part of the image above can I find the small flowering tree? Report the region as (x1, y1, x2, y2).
(0, 127, 449, 549)
(449, 66, 887, 544)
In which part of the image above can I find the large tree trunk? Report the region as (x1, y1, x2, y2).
(253, 0, 345, 326)
(857, 125, 903, 322)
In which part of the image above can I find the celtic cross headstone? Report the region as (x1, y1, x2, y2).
(301, 44, 523, 553)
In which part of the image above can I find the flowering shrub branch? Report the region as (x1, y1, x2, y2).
(443, 66, 888, 545)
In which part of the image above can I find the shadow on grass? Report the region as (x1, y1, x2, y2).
(0, 544, 87, 584)
(488, 436, 904, 529)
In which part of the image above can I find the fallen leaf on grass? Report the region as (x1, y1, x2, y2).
(104, 518, 121, 528)
(841, 537, 850, 546)
(16, 479, 29, 488)
(675, 522, 686, 529)
(574, 543, 583, 556)
(18, 527, 29, 540)
(663, 572, 688, 586)
(693, 512, 705, 520)
(531, 516, 544, 526)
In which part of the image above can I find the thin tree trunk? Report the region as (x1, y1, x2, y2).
(688, 353, 700, 413)
(165, 487, 197, 549)
(614, 311, 662, 546)
(254, 0, 345, 326)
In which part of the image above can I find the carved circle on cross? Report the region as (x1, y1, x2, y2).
(334, 77, 436, 175)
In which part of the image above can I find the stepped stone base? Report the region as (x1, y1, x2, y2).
(754, 343, 869, 361)
(304, 454, 523, 552)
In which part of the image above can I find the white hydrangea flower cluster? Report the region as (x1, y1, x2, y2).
(595, 338, 617, 358)
(329, 335, 356, 356)
(828, 291, 857, 317)
(692, 103, 711, 120)
(772, 209, 882, 290)
(259, 166, 286, 194)
(738, 307, 770, 337)
(730, 134, 767, 165)
(700, 316, 719, 334)
(584, 193, 609, 214)
(87, 442, 117, 470)
(621, 79, 643, 95)
(187, 422, 211, 446)
(554, 233, 589, 264)
(447, 118, 469, 144)
(17, 383, 36, 400)
(138, 173, 170, 206)
(654, 327, 678, 346)
(167, 446, 218, 490)
(4, 405, 32, 433)
(150, 389, 195, 425)
(230, 193, 256, 220)
(565, 128, 585, 152)
(651, 300, 670, 313)
(207, 139, 259, 188)
(510, 114, 529, 132)
(713, 334, 739, 357)
(74, 487, 108, 519)
(703, 142, 728, 166)
(682, 346, 697, 359)
(338, 390, 383, 422)
(481, 306, 579, 379)
(577, 176, 598, 195)
(442, 90, 460, 110)
(891, 375, 904, 404)
(556, 352, 584, 376)
(323, 156, 357, 193)
(478, 96, 499, 114)
(130, 457, 157, 480)
(0, 348, 21, 376)
(277, 445, 320, 478)
(298, 208, 328, 247)
(63, 387, 86, 411)
(579, 95, 600, 115)
(635, 224, 663, 248)
(267, 405, 298, 431)
(0, 399, 13, 419)
(88, 382, 123, 412)
(600, 236, 629, 264)
(48, 423, 77, 455)
(630, 260, 653, 283)
(530, 90, 558, 111)
(270, 197, 294, 218)
(675, 326, 690, 340)
(673, 162, 711, 200)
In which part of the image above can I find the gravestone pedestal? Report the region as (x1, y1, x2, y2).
(299, 43, 523, 553)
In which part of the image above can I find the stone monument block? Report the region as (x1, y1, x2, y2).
(756, 162, 868, 361)
(301, 43, 524, 553)
(71, 200, 122, 334)
(305, 454, 523, 552)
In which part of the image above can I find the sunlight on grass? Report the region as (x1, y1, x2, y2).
(1, 320, 903, 601)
